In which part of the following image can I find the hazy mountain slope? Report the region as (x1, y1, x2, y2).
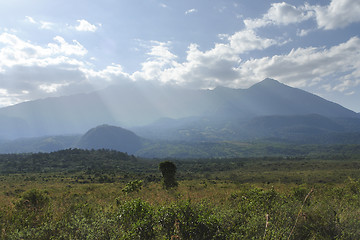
(76, 125, 143, 154)
(132, 79, 359, 141)
(0, 78, 358, 139)
(0, 93, 118, 139)
(0, 135, 80, 153)
(211, 78, 357, 118)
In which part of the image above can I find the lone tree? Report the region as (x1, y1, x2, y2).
(159, 161, 178, 189)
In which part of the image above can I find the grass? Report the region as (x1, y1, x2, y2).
(0, 150, 360, 239)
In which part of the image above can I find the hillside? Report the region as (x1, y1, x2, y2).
(0, 78, 359, 156)
(76, 125, 143, 154)
(0, 78, 357, 139)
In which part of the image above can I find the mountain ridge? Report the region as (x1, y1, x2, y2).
(0, 78, 358, 140)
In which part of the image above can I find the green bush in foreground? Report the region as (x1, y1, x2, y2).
(1, 181, 360, 239)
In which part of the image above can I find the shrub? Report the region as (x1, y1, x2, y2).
(117, 199, 156, 240)
(122, 180, 143, 194)
(173, 200, 220, 239)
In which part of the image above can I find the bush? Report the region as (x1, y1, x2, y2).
(122, 180, 143, 194)
(117, 199, 156, 240)
(15, 189, 50, 212)
(172, 201, 221, 239)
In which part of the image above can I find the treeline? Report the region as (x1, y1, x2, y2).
(0, 148, 142, 174)
(138, 141, 360, 159)
(1, 148, 360, 185)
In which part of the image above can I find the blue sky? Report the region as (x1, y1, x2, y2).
(0, 0, 359, 112)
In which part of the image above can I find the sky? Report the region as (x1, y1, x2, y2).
(0, 0, 359, 112)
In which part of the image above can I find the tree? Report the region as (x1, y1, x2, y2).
(159, 161, 178, 189)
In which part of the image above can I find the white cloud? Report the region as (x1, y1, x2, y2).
(312, 0, 360, 30)
(40, 21, 54, 30)
(159, 43, 243, 88)
(39, 82, 70, 93)
(185, 9, 198, 15)
(25, 16, 37, 24)
(0, 33, 131, 106)
(83, 63, 130, 82)
(132, 41, 177, 81)
(130, 33, 360, 93)
(296, 28, 313, 37)
(0, 88, 25, 107)
(229, 29, 277, 53)
(49, 36, 87, 56)
(25, 16, 54, 30)
(266, 2, 313, 25)
(132, 30, 278, 88)
(75, 19, 98, 32)
(0, 33, 87, 69)
(244, 0, 360, 31)
(234, 37, 360, 91)
(244, 2, 313, 29)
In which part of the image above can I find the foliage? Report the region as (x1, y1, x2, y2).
(122, 180, 143, 194)
(116, 199, 155, 239)
(0, 149, 360, 239)
(0, 148, 140, 174)
(0, 179, 359, 239)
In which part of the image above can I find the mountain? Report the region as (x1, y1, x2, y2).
(131, 79, 360, 142)
(0, 78, 358, 141)
(0, 135, 80, 153)
(76, 125, 143, 154)
(0, 93, 118, 139)
(210, 78, 356, 118)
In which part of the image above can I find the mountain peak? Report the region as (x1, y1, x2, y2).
(254, 78, 283, 87)
(248, 78, 288, 92)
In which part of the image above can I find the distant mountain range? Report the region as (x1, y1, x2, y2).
(0, 78, 359, 156)
(131, 78, 360, 143)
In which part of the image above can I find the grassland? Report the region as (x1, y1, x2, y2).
(0, 148, 360, 239)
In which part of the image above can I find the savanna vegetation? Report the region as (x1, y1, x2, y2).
(0, 147, 359, 239)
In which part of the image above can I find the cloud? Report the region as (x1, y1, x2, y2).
(244, 0, 360, 31)
(229, 29, 277, 53)
(234, 37, 360, 92)
(75, 19, 98, 32)
(244, 2, 313, 29)
(0, 33, 87, 70)
(159, 43, 243, 88)
(25, 16, 54, 30)
(25, 17, 101, 32)
(39, 21, 54, 30)
(0, 33, 130, 106)
(25, 16, 37, 24)
(296, 28, 313, 37)
(132, 41, 177, 82)
(132, 30, 279, 88)
(185, 9, 198, 15)
(312, 0, 360, 30)
(0, 88, 26, 107)
(82, 63, 130, 83)
(130, 32, 360, 94)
